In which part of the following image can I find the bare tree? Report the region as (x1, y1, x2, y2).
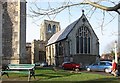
(28, 0, 119, 33)
(83, 0, 120, 14)
(29, 0, 120, 16)
(104, 40, 116, 54)
(27, 0, 120, 55)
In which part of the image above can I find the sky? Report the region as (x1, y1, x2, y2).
(26, 0, 118, 55)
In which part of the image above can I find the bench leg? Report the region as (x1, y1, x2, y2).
(33, 75, 35, 79)
(30, 70, 35, 79)
(28, 71, 36, 81)
(2, 72, 9, 78)
(30, 74, 35, 79)
(28, 71, 31, 81)
(28, 69, 35, 81)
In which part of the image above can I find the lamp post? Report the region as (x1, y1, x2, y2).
(115, 41, 118, 63)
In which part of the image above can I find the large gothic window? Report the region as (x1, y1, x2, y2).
(48, 24, 51, 33)
(76, 25, 91, 54)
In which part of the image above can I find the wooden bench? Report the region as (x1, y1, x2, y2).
(1, 64, 35, 81)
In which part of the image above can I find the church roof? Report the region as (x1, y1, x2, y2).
(47, 11, 98, 46)
(47, 29, 65, 45)
(47, 17, 81, 46)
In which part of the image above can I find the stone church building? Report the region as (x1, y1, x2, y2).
(46, 11, 99, 67)
(1, 0, 26, 64)
(28, 20, 61, 64)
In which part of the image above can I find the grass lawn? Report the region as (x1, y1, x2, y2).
(1, 67, 120, 83)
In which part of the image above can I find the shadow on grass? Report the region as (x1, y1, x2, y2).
(73, 77, 120, 83)
(34, 71, 75, 81)
(2, 67, 120, 83)
(35, 73, 62, 78)
(32, 77, 120, 83)
(2, 75, 120, 83)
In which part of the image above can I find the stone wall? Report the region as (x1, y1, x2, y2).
(2, 2, 13, 57)
(2, 1, 26, 64)
(73, 54, 98, 68)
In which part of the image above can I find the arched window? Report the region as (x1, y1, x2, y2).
(76, 25, 91, 54)
(59, 42, 63, 55)
(48, 24, 51, 33)
(52, 25, 56, 34)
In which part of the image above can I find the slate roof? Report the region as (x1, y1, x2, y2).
(47, 13, 98, 46)
(47, 17, 80, 46)
(47, 29, 65, 45)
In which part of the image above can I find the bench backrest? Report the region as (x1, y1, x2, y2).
(8, 64, 35, 70)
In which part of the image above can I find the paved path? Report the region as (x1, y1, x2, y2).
(82, 71, 112, 76)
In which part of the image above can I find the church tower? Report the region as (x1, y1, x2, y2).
(40, 20, 60, 42)
(2, 0, 26, 64)
(30, 20, 60, 64)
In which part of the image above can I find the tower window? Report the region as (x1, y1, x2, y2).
(76, 25, 91, 54)
(48, 24, 51, 33)
(52, 25, 56, 34)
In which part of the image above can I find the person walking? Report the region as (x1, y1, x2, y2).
(111, 60, 118, 76)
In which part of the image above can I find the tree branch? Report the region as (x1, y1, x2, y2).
(85, 0, 120, 14)
(30, 0, 120, 16)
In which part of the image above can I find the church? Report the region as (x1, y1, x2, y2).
(46, 10, 99, 67)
